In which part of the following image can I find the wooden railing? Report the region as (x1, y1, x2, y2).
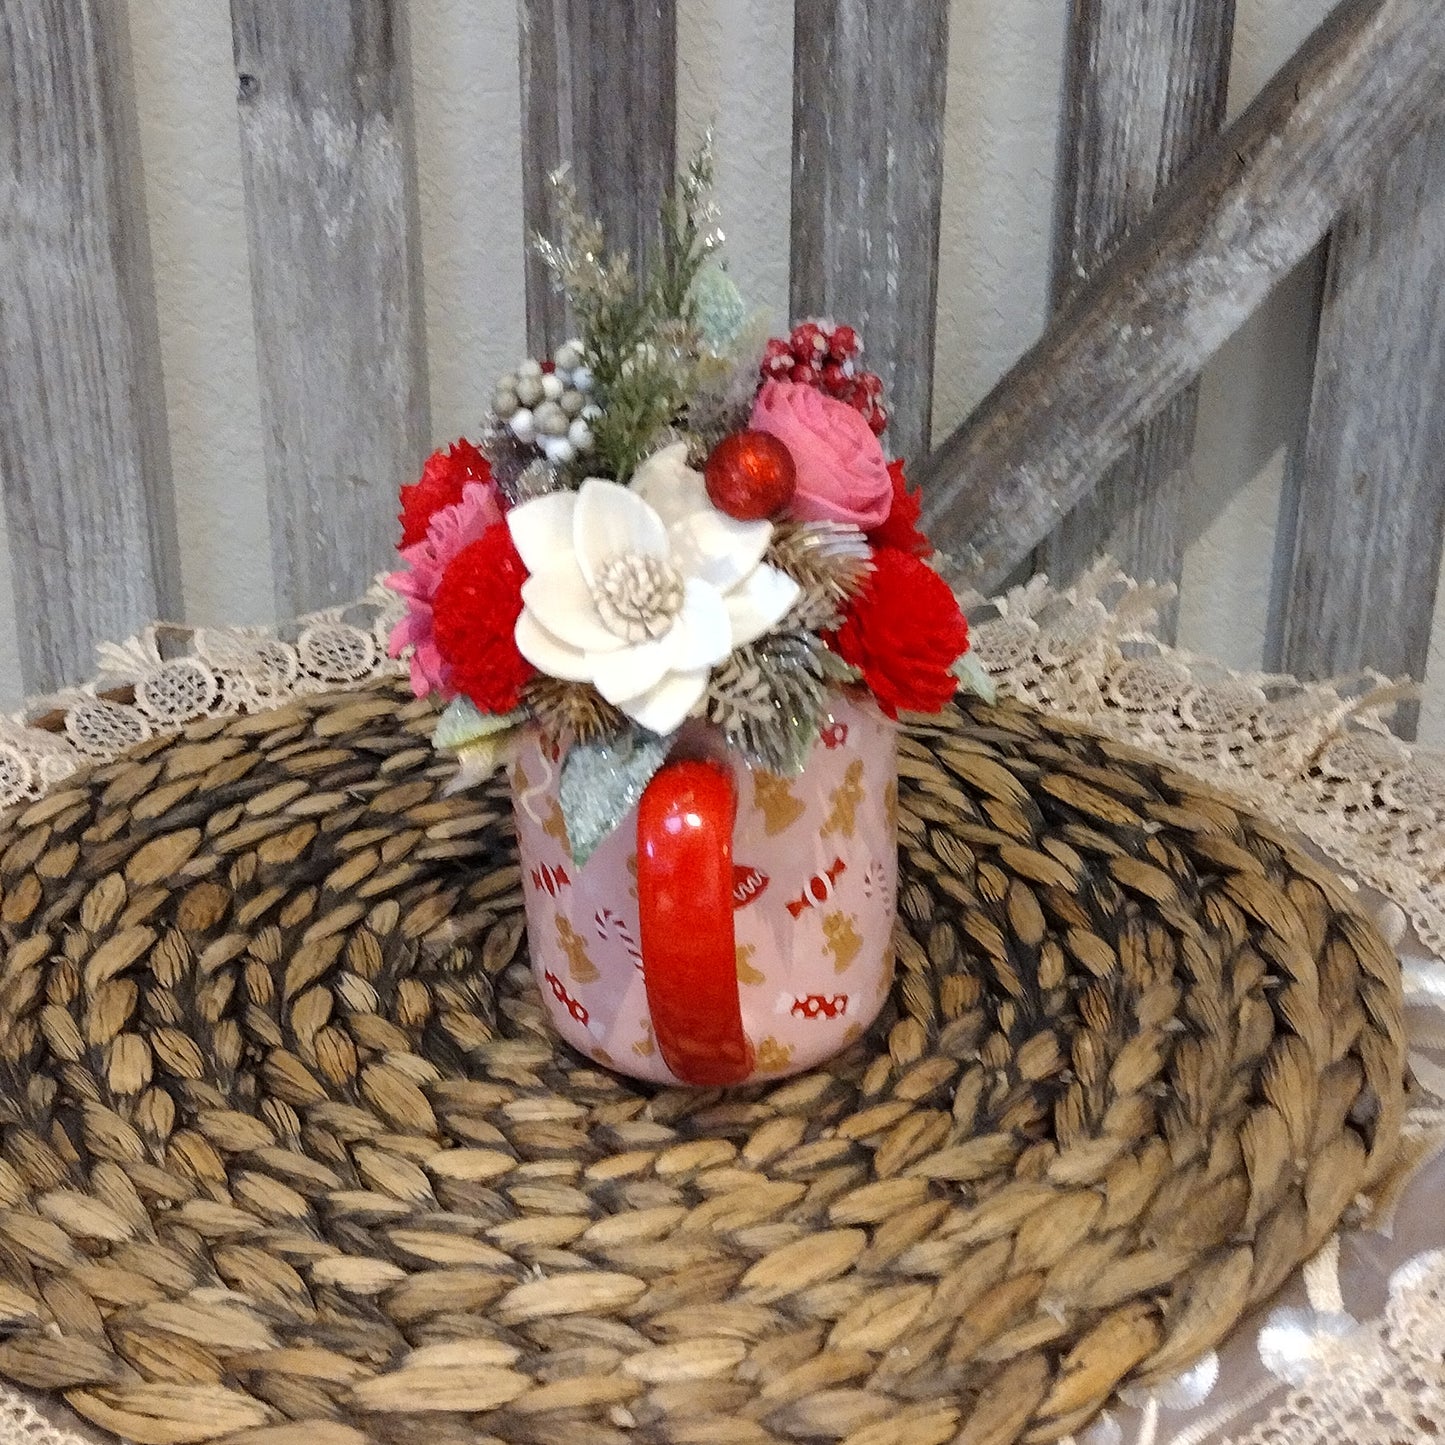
(2, 0, 1444, 735)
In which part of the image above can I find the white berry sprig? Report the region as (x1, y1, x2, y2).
(492, 338, 599, 466)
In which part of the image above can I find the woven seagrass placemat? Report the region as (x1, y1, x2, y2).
(0, 679, 1405, 1445)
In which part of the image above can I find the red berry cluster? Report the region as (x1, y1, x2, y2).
(760, 320, 888, 436)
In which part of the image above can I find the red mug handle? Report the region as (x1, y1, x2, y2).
(636, 759, 754, 1086)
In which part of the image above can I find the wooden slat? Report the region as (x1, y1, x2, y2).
(789, 0, 950, 466)
(0, 0, 179, 692)
(917, 0, 1445, 592)
(1270, 115, 1445, 738)
(231, 0, 429, 617)
(518, 0, 677, 354)
(1039, 0, 1235, 635)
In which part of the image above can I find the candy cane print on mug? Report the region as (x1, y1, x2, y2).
(511, 688, 899, 1085)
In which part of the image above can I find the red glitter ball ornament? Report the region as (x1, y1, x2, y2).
(704, 431, 797, 520)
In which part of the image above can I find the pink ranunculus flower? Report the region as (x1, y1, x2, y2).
(749, 379, 893, 528)
(385, 480, 503, 697)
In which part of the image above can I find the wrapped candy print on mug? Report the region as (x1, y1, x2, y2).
(384, 143, 985, 1085)
(512, 689, 898, 1085)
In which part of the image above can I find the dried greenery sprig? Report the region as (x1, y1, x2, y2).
(521, 677, 627, 749)
(532, 140, 723, 481)
(531, 171, 644, 387)
(653, 136, 723, 322)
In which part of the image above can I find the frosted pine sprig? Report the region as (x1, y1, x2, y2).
(705, 630, 854, 776)
(766, 520, 874, 631)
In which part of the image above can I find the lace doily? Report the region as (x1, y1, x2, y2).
(0, 591, 397, 803)
(2, 564, 1442, 1445)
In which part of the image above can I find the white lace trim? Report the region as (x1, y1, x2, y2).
(0, 1396, 100, 1445)
(0, 585, 402, 801)
(2, 564, 1443, 1445)
(957, 567, 1443, 958)
(1240, 1248, 1445, 1444)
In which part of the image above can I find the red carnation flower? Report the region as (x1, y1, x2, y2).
(399, 439, 493, 548)
(830, 547, 969, 719)
(431, 523, 535, 712)
(868, 460, 932, 558)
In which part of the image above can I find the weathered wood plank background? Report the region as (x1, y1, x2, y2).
(917, 0, 1445, 588)
(518, 0, 677, 354)
(1, 0, 1443, 736)
(231, 0, 429, 619)
(1038, 0, 1236, 638)
(0, 0, 179, 693)
(789, 0, 951, 466)
(1270, 112, 1445, 738)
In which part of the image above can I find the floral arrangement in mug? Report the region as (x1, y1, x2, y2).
(385, 144, 989, 863)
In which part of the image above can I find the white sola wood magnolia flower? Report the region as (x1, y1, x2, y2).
(508, 443, 800, 734)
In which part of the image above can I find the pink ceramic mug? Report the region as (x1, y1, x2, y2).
(510, 689, 899, 1085)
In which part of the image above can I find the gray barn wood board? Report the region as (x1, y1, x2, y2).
(0, 0, 180, 694)
(231, 0, 429, 618)
(518, 0, 677, 354)
(1039, 0, 1235, 638)
(789, 0, 950, 467)
(916, 0, 1445, 592)
(1270, 114, 1445, 739)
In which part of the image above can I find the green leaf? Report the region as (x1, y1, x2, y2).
(559, 729, 672, 867)
(953, 650, 997, 705)
(433, 697, 524, 752)
(440, 731, 519, 797)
